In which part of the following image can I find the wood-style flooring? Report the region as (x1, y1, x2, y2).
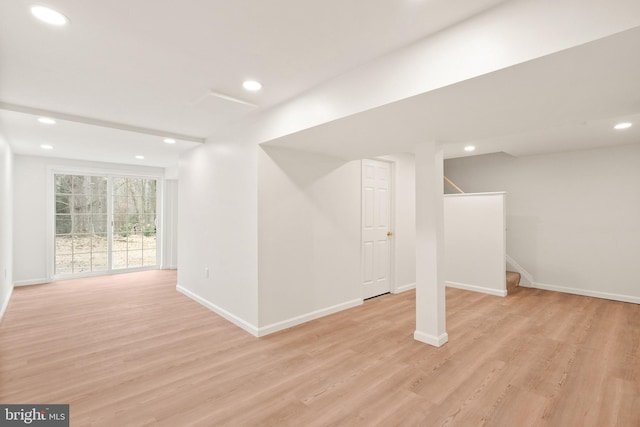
(1, 270, 639, 426)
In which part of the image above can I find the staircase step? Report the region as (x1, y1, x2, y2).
(506, 271, 521, 294)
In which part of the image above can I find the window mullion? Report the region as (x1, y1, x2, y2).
(107, 175, 114, 272)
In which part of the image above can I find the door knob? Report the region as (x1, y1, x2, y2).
(387, 231, 393, 237)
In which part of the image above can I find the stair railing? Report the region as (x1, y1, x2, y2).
(444, 176, 465, 194)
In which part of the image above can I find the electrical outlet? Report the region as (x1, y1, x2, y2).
(204, 267, 209, 279)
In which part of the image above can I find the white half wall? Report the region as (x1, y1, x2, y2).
(178, 140, 259, 329)
(257, 146, 361, 330)
(12, 155, 165, 285)
(0, 134, 14, 322)
(444, 144, 640, 303)
(444, 193, 507, 297)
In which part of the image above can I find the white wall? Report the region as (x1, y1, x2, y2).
(444, 144, 640, 303)
(177, 140, 259, 332)
(444, 193, 506, 297)
(255, 148, 421, 334)
(163, 179, 178, 269)
(177, 0, 640, 335)
(12, 155, 165, 285)
(0, 134, 14, 321)
(257, 146, 361, 333)
(177, 139, 419, 337)
(378, 153, 416, 292)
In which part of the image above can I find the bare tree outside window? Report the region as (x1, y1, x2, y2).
(112, 177, 157, 269)
(54, 174, 157, 276)
(55, 174, 108, 274)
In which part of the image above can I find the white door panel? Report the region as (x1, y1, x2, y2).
(362, 159, 392, 299)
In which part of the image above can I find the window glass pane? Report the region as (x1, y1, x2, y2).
(134, 218, 144, 235)
(143, 250, 156, 266)
(143, 180, 157, 213)
(56, 215, 72, 234)
(143, 235, 156, 250)
(113, 213, 128, 236)
(71, 194, 87, 214)
(55, 235, 73, 254)
(112, 251, 127, 269)
(112, 196, 127, 216)
(56, 194, 71, 214)
(76, 193, 100, 215)
(92, 234, 107, 252)
(73, 253, 91, 273)
(127, 250, 143, 268)
(91, 215, 108, 233)
(55, 255, 72, 275)
(127, 235, 142, 250)
(72, 175, 91, 194)
(72, 215, 92, 234)
(112, 177, 128, 196)
(88, 193, 107, 214)
(91, 176, 107, 194)
(92, 252, 108, 272)
(128, 196, 140, 214)
(113, 235, 126, 254)
(73, 235, 91, 253)
(141, 215, 156, 235)
(119, 224, 130, 237)
(55, 175, 73, 195)
(142, 224, 156, 238)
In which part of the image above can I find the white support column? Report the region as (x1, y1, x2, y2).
(414, 141, 448, 347)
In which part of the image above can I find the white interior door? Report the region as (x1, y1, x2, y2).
(362, 159, 392, 299)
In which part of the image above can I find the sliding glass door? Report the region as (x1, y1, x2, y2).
(112, 177, 157, 270)
(53, 172, 159, 278)
(54, 174, 109, 275)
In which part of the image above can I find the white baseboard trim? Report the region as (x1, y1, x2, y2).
(258, 298, 363, 337)
(530, 282, 640, 305)
(393, 282, 416, 294)
(0, 286, 14, 323)
(14, 278, 51, 287)
(176, 285, 260, 337)
(414, 331, 449, 347)
(446, 281, 507, 297)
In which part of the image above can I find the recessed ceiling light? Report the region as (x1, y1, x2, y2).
(464, 145, 476, 152)
(242, 80, 262, 91)
(31, 5, 69, 26)
(40, 144, 53, 150)
(614, 122, 632, 130)
(163, 138, 176, 144)
(37, 117, 56, 125)
(135, 155, 145, 160)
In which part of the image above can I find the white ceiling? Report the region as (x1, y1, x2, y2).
(0, 0, 510, 167)
(0, 109, 200, 167)
(2, 1, 639, 167)
(264, 26, 640, 160)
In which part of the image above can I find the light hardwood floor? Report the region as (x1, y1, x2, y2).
(1, 270, 639, 426)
